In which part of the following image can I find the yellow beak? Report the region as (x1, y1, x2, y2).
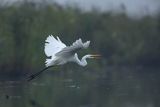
(90, 54, 101, 59)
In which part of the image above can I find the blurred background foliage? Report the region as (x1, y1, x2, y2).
(0, 1, 160, 107)
(0, 1, 160, 73)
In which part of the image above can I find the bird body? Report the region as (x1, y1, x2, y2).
(27, 35, 100, 81)
(44, 35, 93, 67)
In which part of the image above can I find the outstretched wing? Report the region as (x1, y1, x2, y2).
(44, 35, 66, 57)
(55, 38, 90, 57)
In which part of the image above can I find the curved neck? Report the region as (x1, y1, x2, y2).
(75, 54, 88, 67)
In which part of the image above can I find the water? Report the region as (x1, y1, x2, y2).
(0, 67, 160, 107)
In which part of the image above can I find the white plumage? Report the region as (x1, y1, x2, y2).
(44, 35, 66, 57)
(44, 35, 99, 67)
(44, 35, 67, 66)
(27, 35, 100, 81)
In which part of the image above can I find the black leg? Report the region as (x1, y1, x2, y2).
(27, 66, 54, 81)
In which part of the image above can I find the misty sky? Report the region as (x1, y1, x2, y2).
(55, 0, 160, 17)
(2, 0, 160, 17)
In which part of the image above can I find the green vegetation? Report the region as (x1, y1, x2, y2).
(0, 2, 160, 107)
(0, 1, 160, 73)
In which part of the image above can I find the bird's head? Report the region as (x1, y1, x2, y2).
(79, 54, 101, 67)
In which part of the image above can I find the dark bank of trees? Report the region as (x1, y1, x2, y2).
(0, 1, 160, 73)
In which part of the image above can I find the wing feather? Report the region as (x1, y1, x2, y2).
(44, 35, 66, 57)
(55, 38, 90, 57)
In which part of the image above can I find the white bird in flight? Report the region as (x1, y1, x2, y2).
(28, 35, 101, 81)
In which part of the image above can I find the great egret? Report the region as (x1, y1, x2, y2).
(27, 35, 100, 81)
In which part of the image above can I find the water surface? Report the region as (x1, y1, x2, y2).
(0, 67, 160, 107)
